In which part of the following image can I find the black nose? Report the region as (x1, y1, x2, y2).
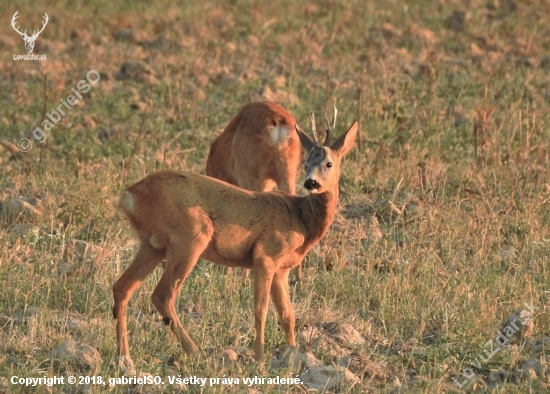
(304, 179, 321, 190)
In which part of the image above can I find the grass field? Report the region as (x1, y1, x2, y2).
(1, 0, 550, 392)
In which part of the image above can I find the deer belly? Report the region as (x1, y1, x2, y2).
(201, 234, 255, 269)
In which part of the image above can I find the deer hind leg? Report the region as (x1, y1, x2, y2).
(270, 268, 296, 347)
(113, 242, 166, 368)
(151, 232, 210, 355)
(274, 170, 304, 287)
(274, 165, 296, 196)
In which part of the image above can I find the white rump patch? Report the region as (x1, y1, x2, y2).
(119, 191, 134, 212)
(269, 124, 289, 146)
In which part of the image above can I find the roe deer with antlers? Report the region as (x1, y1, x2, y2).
(113, 113, 357, 368)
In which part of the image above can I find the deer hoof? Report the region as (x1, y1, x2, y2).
(114, 355, 136, 375)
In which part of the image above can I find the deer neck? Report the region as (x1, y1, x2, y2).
(298, 186, 339, 250)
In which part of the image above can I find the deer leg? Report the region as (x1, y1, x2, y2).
(292, 264, 303, 289)
(275, 169, 296, 196)
(270, 268, 296, 346)
(275, 172, 304, 287)
(253, 262, 275, 361)
(113, 242, 166, 368)
(151, 236, 209, 355)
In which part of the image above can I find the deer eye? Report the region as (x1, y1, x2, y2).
(326, 162, 333, 168)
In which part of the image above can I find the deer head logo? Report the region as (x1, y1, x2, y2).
(11, 11, 49, 54)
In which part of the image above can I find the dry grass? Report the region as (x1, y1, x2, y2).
(1, 0, 550, 392)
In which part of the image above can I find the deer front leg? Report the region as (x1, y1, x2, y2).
(253, 262, 275, 361)
(270, 268, 296, 347)
(113, 242, 166, 370)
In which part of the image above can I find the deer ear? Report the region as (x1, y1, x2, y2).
(331, 121, 358, 157)
(296, 125, 316, 152)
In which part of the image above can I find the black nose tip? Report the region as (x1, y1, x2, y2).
(304, 179, 321, 190)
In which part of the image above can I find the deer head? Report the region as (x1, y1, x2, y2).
(296, 105, 354, 194)
(11, 11, 49, 54)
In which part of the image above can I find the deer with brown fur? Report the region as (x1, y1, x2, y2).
(206, 101, 301, 196)
(112, 112, 357, 369)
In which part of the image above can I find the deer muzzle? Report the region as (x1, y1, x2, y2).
(304, 178, 321, 190)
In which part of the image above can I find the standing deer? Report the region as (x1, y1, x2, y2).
(113, 112, 357, 368)
(11, 11, 49, 54)
(206, 101, 301, 196)
(206, 101, 337, 284)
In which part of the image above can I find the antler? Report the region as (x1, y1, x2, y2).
(11, 11, 27, 38)
(30, 13, 49, 39)
(323, 105, 338, 146)
(309, 112, 319, 144)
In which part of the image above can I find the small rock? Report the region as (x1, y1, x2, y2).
(310, 334, 347, 360)
(520, 359, 542, 379)
(97, 128, 116, 143)
(337, 353, 390, 380)
(270, 345, 321, 372)
(53, 340, 102, 373)
(56, 260, 71, 276)
(445, 11, 468, 32)
(299, 325, 324, 343)
(64, 317, 89, 332)
(299, 365, 360, 392)
(500, 309, 534, 341)
(515, 57, 535, 68)
(113, 28, 135, 42)
(115, 61, 157, 84)
(488, 368, 523, 385)
(219, 346, 254, 372)
(320, 322, 367, 347)
(138, 35, 168, 50)
(528, 335, 550, 353)
(487, 369, 506, 386)
(14, 306, 41, 324)
(8, 224, 40, 237)
(66, 239, 103, 262)
(17, 196, 42, 207)
(3, 197, 42, 218)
